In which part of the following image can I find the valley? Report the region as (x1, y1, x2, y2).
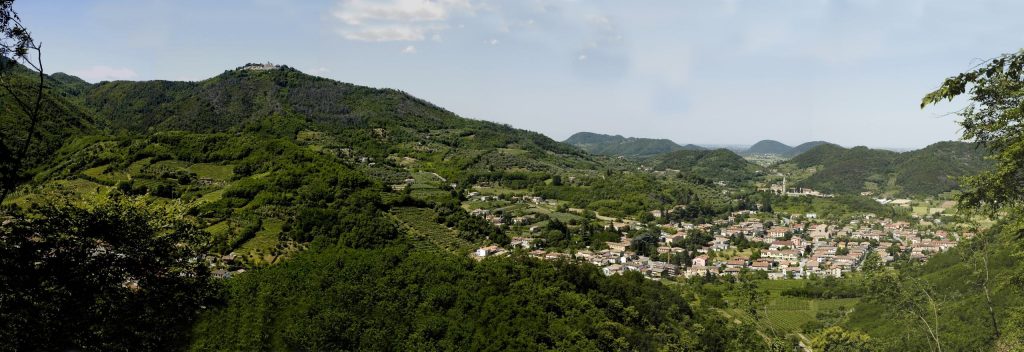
(1, 5, 1022, 347)
(1, 62, 1005, 351)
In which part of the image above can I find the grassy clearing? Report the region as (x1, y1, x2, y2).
(5, 179, 110, 207)
(127, 157, 152, 175)
(912, 206, 929, 216)
(146, 160, 190, 174)
(205, 221, 230, 238)
(238, 219, 284, 259)
(471, 185, 529, 196)
(82, 165, 129, 183)
(195, 189, 225, 204)
(497, 148, 528, 156)
(412, 172, 446, 185)
(188, 163, 234, 180)
(410, 188, 451, 203)
(519, 205, 582, 222)
(724, 280, 861, 336)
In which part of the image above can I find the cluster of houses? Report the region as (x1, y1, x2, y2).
(467, 192, 554, 206)
(240, 62, 281, 71)
(760, 178, 833, 198)
(472, 206, 966, 280)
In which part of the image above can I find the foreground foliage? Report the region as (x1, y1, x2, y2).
(191, 244, 765, 351)
(0, 198, 215, 351)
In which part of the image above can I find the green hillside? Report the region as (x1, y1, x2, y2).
(787, 141, 831, 157)
(564, 131, 700, 157)
(0, 64, 100, 193)
(744, 139, 792, 155)
(783, 142, 989, 196)
(894, 141, 992, 195)
(650, 148, 761, 183)
(1, 64, 766, 350)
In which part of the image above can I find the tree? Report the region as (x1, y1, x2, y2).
(0, 0, 45, 204)
(887, 243, 901, 259)
(629, 231, 659, 257)
(921, 49, 1024, 212)
(864, 269, 943, 351)
(860, 251, 882, 274)
(922, 48, 1024, 346)
(0, 197, 216, 351)
(996, 306, 1024, 351)
(735, 278, 770, 335)
(957, 230, 1001, 341)
(811, 326, 875, 352)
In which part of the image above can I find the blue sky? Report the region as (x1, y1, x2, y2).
(18, 0, 1024, 149)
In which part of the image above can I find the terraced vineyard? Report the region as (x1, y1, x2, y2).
(390, 207, 474, 254)
(725, 280, 861, 340)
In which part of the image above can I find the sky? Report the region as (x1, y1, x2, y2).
(17, 0, 1024, 149)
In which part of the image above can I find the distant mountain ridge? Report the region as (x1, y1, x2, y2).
(785, 141, 991, 196)
(742, 139, 833, 157)
(788, 141, 831, 156)
(563, 132, 703, 157)
(745, 140, 792, 155)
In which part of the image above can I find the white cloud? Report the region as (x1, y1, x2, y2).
(488, 38, 498, 45)
(338, 25, 444, 41)
(333, 0, 470, 25)
(71, 65, 138, 82)
(332, 0, 473, 42)
(577, 54, 587, 61)
(402, 45, 417, 54)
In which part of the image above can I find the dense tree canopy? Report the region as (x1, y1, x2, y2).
(190, 246, 764, 351)
(0, 198, 216, 351)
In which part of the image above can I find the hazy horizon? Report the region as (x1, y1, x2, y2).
(563, 130, 953, 152)
(21, 0, 1022, 149)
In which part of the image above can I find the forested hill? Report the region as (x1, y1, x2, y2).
(783, 141, 990, 196)
(0, 63, 768, 350)
(46, 64, 602, 179)
(743, 140, 791, 155)
(787, 141, 831, 157)
(0, 64, 100, 189)
(87, 65, 577, 152)
(649, 148, 761, 183)
(742, 140, 832, 157)
(564, 131, 702, 157)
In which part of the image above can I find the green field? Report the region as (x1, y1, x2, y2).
(237, 219, 285, 264)
(204, 220, 231, 238)
(5, 179, 110, 207)
(127, 157, 152, 174)
(188, 163, 234, 180)
(471, 185, 529, 196)
(82, 164, 129, 184)
(195, 189, 225, 204)
(146, 160, 190, 174)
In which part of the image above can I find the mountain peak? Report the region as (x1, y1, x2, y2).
(745, 140, 792, 155)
